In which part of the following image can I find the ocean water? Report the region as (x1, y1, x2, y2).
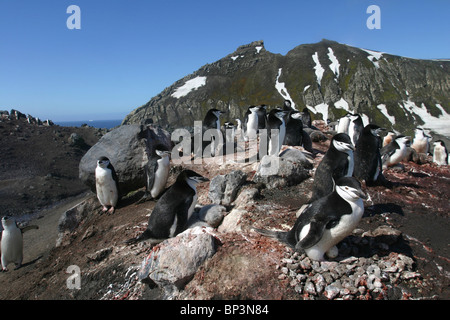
(55, 119, 122, 129)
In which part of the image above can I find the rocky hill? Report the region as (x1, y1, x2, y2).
(0, 109, 105, 220)
(122, 39, 450, 138)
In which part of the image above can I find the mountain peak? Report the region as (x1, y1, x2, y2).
(123, 40, 450, 137)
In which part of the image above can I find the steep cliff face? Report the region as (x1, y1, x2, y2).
(122, 39, 450, 137)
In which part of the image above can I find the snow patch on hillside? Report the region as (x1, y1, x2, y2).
(327, 48, 340, 77)
(377, 104, 396, 125)
(312, 52, 325, 85)
(334, 98, 350, 112)
(402, 100, 450, 137)
(360, 48, 384, 69)
(308, 102, 329, 122)
(275, 68, 295, 109)
(172, 76, 207, 98)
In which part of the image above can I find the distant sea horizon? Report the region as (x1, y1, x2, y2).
(55, 119, 122, 129)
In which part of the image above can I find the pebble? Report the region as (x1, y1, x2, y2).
(278, 228, 421, 300)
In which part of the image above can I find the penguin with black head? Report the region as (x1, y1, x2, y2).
(139, 144, 171, 203)
(309, 133, 355, 203)
(125, 170, 209, 245)
(255, 176, 366, 261)
(95, 156, 120, 214)
(354, 124, 391, 187)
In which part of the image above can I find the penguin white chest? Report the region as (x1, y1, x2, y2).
(433, 145, 447, 165)
(389, 144, 407, 166)
(246, 112, 258, 140)
(186, 180, 198, 221)
(95, 167, 118, 206)
(346, 151, 354, 177)
(304, 199, 364, 261)
(412, 138, 429, 154)
(1, 227, 23, 268)
(150, 157, 170, 198)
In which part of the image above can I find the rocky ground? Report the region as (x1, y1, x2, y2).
(0, 115, 448, 301)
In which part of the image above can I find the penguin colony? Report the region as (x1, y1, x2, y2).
(1, 100, 447, 274)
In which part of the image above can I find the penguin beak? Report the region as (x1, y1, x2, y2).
(358, 189, 367, 200)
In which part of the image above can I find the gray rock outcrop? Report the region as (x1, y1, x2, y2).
(208, 170, 247, 205)
(253, 155, 311, 189)
(137, 226, 217, 298)
(79, 124, 172, 195)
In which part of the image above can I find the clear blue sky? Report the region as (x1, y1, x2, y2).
(1, 0, 449, 121)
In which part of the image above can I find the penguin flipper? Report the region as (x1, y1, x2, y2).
(297, 217, 336, 249)
(253, 228, 294, 248)
(146, 158, 158, 191)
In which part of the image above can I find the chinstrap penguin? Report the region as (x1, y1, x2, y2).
(95, 156, 120, 214)
(243, 106, 260, 141)
(309, 133, 354, 203)
(140, 145, 171, 202)
(347, 114, 363, 146)
(203, 108, 225, 131)
(381, 135, 410, 169)
(433, 140, 448, 166)
(283, 100, 295, 111)
(284, 111, 304, 147)
(337, 113, 351, 135)
(255, 177, 366, 261)
(125, 170, 209, 245)
(266, 108, 289, 156)
(200, 108, 225, 157)
(354, 124, 388, 186)
(1, 216, 38, 271)
(256, 105, 267, 130)
(411, 128, 431, 154)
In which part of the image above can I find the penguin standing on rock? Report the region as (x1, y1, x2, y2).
(139, 145, 171, 203)
(243, 106, 260, 141)
(256, 105, 267, 130)
(309, 133, 354, 203)
(433, 140, 448, 166)
(347, 114, 364, 146)
(125, 170, 209, 245)
(354, 124, 389, 186)
(284, 111, 304, 147)
(266, 108, 289, 156)
(95, 156, 120, 214)
(1, 216, 38, 271)
(198, 108, 225, 157)
(411, 128, 431, 154)
(255, 176, 366, 261)
(381, 135, 410, 169)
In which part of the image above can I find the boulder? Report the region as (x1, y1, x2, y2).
(79, 124, 172, 195)
(56, 195, 100, 247)
(196, 204, 226, 228)
(252, 155, 311, 189)
(279, 148, 314, 168)
(208, 170, 247, 205)
(138, 226, 217, 297)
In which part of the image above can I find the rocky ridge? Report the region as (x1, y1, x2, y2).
(122, 39, 450, 138)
